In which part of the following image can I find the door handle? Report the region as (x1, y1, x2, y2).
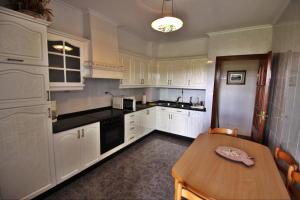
(81, 129, 84, 138)
(77, 130, 81, 139)
(7, 58, 24, 62)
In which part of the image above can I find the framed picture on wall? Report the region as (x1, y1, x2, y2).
(227, 70, 246, 85)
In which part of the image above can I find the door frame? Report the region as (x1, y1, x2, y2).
(211, 53, 270, 131)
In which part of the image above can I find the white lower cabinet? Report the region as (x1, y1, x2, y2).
(125, 107, 156, 144)
(0, 104, 56, 200)
(156, 107, 204, 138)
(188, 110, 205, 138)
(53, 122, 100, 184)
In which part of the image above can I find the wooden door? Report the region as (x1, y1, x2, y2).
(54, 128, 82, 184)
(80, 123, 100, 170)
(251, 53, 272, 143)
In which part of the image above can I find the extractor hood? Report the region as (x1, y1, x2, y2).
(85, 10, 127, 79)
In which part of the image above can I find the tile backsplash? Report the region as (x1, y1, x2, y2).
(159, 88, 206, 104)
(51, 79, 159, 115)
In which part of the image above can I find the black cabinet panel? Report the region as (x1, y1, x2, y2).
(49, 54, 64, 68)
(65, 42, 80, 56)
(49, 69, 64, 82)
(66, 71, 81, 82)
(48, 40, 64, 54)
(66, 57, 80, 70)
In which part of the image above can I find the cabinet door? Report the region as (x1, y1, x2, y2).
(157, 60, 170, 86)
(169, 113, 188, 137)
(120, 54, 131, 85)
(0, 63, 49, 109)
(0, 104, 55, 199)
(146, 107, 156, 131)
(80, 123, 100, 170)
(188, 111, 204, 138)
(171, 60, 188, 86)
(188, 59, 207, 88)
(54, 128, 81, 184)
(132, 57, 142, 85)
(0, 12, 48, 66)
(156, 107, 169, 132)
(125, 113, 138, 142)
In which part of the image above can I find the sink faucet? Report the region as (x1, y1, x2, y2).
(189, 96, 193, 105)
(176, 96, 181, 104)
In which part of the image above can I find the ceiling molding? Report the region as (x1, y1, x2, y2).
(87, 8, 118, 26)
(272, 0, 290, 24)
(207, 24, 273, 36)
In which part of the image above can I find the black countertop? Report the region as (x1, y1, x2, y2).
(53, 101, 205, 134)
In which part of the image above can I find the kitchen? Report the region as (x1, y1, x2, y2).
(0, 0, 299, 199)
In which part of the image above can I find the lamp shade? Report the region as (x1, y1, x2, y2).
(151, 16, 183, 33)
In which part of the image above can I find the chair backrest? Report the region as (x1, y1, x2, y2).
(275, 147, 297, 181)
(288, 165, 300, 199)
(208, 128, 238, 137)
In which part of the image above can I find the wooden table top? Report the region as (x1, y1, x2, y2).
(172, 134, 290, 200)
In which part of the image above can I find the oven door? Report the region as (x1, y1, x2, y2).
(100, 116, 124, 154)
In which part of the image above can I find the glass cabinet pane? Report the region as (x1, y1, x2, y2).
(66, 57, 80, 70)
(65, 42, 80, 57)
(49, 54, 64, 68)
(49, 69, 65, 82)
(48, 40, 64, 54)
(66, 71, 81, 82)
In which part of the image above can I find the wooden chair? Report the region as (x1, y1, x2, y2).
(287, 165, 300, 199)
(208, 128, 238, 137)
(274, 147, 297, 185)
(175, 180, 204, 200)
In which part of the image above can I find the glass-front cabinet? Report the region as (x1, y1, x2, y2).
(47, 29, 89, 91)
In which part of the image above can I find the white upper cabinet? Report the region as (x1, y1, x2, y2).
(0, 63, 49, 109)
(0, 104, 55, 200)
(120, 54, 208, 89)
(187, 58, 208, 88)
(157, 60, 171, 86)
(170, 59, 189, 87)
(0, 7, 49, 66)
(47, 29, 89, 91)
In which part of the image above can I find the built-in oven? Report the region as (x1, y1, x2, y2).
(100, 115, 124, 154)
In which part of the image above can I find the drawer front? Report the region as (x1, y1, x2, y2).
(168, 108, 189, 115)
(0, 63, 49, 109)
(0, 12, 48, 66)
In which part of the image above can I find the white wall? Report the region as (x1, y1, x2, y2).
(159, 89, 206, 104)
(203, 26, 273, 131)
(48, 0, 85, 37)
(218, 60, 259, 136)
(118, 28, 153, 57)
(156, 38, 208, 58)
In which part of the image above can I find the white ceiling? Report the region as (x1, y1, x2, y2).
(62, 0, 289, 42)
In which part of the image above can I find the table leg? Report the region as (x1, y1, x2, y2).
(174, 178, 182, 200)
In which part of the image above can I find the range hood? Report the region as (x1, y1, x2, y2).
(85, 11, 126, 79)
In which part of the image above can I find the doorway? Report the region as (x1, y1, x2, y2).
(211, 53, 272, 143)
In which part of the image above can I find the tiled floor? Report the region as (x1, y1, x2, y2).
(42, 133, 191, 200)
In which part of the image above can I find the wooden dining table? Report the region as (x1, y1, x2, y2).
(171, 134, 290, 200)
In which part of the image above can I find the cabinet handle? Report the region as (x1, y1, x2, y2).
(120, 79, 123, 85)
(81, 129, 84, 138)
(176, 110, 182, 113)
(188, 111, 190, 117)
(130, 136, 135, 140)
(77, 130, 81, 139)
(171, 114, 173, 119)
(170, 80, 172, 85)
(130, 114, 135, 117)
(147, 110, 149, 115)
(130, 121, 135, 124)
(130, 127, 135, 130)
(7, 58, 24, 62)
(188, 80, 191, 85)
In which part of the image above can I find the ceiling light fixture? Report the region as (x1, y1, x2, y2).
(151, 0, 183, 33)
(52, 45, 73, 52)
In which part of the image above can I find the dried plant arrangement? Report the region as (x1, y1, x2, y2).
(10, 0, 53, 21)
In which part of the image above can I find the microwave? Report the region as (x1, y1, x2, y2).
(113, 96, 136, 111)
